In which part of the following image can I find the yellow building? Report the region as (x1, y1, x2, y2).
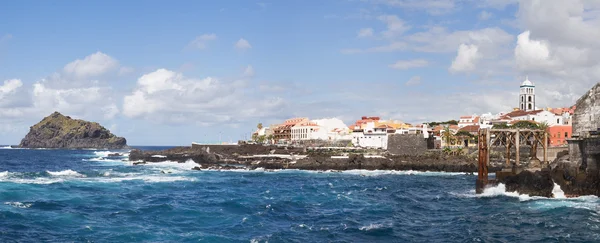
(375, 119, 410, 130)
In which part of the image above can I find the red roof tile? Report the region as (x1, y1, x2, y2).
(459, 125, 480, 133)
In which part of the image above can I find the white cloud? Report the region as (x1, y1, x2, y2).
(405, 76, 422, 86)
(123, 69, 285, 125)
(479, 10, 493, 20)
(378, 15, 410, 38)
(235, 38, 252, 50)
(188, 34, 217, 49)
(370, 0, 457, 15)
(32, 82, 119, 119)
(479, 0, 518, 9)
(0, 79, 22, 94)
(450, 44, 481, 73)
(63, 52, 118, 78)
(389, 59, 429, 70)
(517, 0, 600, 47)
(243, 65, 255, 77)
(357, 28, 374, 38)
(406, 27, 513, 53)
(343, 26, 512, 55)
(514, 31, 557, 72)
(0, 52, 121, 125)
(0, 79, 27, 108)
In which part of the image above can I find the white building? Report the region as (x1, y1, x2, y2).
(351, 122, 388, 149)
(313, 118, 352, 140)
(291, 121, 324, 140)
(502, 110, 563, 126)
(528, 110, 563, 125)
(519, 76, 536, 111)
(478, 113, 497, 129)
(458, 115, 479, 128)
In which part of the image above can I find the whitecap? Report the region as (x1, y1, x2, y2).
(84, 157, 125, 163)
(0, 145, 12, 149)
(359, 223, 391, 231)
(340, 169, 465, 176)
(151, 155, 167, 158)
(0, 171, 9, 177)
(47, 169, 85, 177)
(454, 183, 600, 211)
(138, 159, 198, 172)
(4, 202, 32, 209)
(93, 175, 196, 183)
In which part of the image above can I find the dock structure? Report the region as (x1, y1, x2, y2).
(476, 128, 548, 194)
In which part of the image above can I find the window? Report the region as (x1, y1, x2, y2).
(528, 96, 532, 102)
(528, 104, 532, 110)
(557, 119, 560, 124)
(557, 132, 560, 138)
(521, 96, 524, 102)
(532, 118, 535, 121)
(565, 132, 568, 138)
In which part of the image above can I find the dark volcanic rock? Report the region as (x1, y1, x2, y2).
(252, 153, 496, 173)
(18, 111, 127, 149)
(550, 162, 600, 196)
(129, 147, 218, 164)
(503, 170, 554, 197)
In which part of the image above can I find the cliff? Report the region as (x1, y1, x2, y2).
(19, 112, 127, 149)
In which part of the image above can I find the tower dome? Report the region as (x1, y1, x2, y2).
(520, 76, 534, 87)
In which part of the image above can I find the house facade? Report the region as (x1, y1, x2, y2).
(352, 122, 389, 149)
(548, 125, 572, 146)
(273, 117, 308, 142)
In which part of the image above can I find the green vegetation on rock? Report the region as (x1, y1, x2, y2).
(19, 111, 127, 149)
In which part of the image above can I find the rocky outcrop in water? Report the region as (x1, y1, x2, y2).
(19, 112, 127, 149)
(502, 170, 554, 197)
(129, 147, 218, 164)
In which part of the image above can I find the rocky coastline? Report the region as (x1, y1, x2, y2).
(128, 144, 505, 173)
(493, 153, 600, 198)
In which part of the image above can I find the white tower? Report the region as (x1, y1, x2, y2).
(519, 76, 535, 111)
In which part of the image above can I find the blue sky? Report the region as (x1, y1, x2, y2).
(1, 0, 598, 145)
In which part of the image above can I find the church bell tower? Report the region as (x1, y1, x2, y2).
(519, 76, 535, 111)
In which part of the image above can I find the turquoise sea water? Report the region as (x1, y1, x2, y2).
(0, 146, 599, 242)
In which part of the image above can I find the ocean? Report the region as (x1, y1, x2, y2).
(0, 146, 599, 242)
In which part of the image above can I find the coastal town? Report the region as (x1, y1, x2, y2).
(251, 77, 575, 150)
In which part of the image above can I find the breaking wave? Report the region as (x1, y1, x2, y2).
(47, 169, 85, 177)
(4, 202, 32, 209)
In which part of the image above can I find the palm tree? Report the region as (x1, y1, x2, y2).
(257, 123, 263, 130)
(442, 125, 455, 148)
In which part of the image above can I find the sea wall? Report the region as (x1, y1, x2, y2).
(537, 146, 568, 162)
(573, 83, 600, 137)
(387, 134, 431, 156)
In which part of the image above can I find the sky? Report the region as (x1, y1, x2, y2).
(0, 0, 599, 145)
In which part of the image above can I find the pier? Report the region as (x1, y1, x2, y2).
(476, 128, 548, 194)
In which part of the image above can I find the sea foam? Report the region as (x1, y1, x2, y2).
(4, 201, 32, 209)
(47, 169, 85, 177)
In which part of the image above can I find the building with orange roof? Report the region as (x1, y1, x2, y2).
(272, 117, 309, 141)
(291, 120, 322, 140)
(375, 119, 411, 130)
(351, 121, 389, 149)
(548, 125, 572, 146)
(458, 115, 480, 128)
(350, 116, 381, 130)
